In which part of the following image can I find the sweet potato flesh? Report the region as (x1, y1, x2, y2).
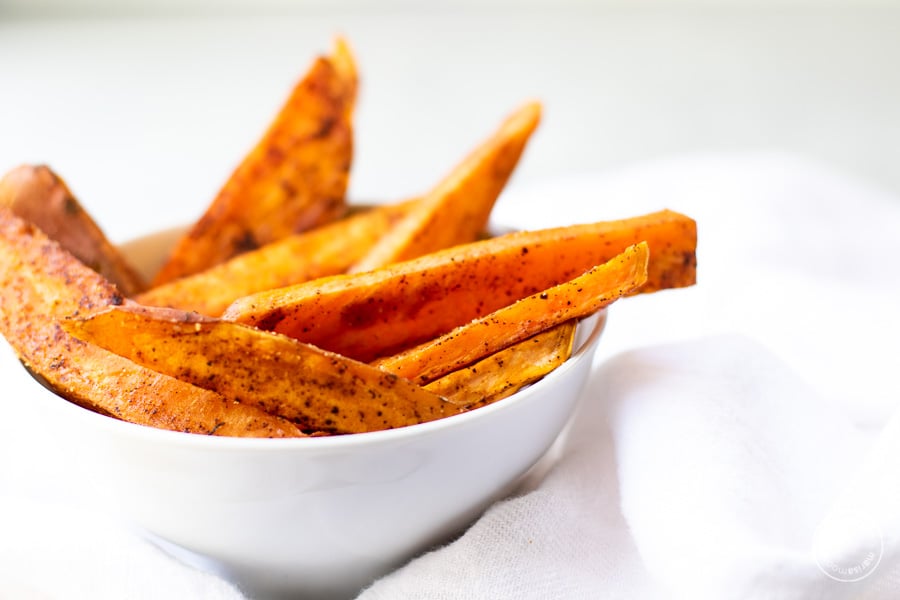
(376, 243, 648, 383)
(425, 321, 577, 408)
(224, 210, 696, 362)
(137, 200, 415, 316)
(64, 305, 456, 434)
(0, 164, 146, 295)
(152, 38, 358, 285)
(350, 102, 541, 272)
(0, 208, 302, 437)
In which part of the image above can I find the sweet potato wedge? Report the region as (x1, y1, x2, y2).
(329, 36, 358, 116)
(376, 243, 648, 383)
(350, 102, 541, 272)
(137, 200, 415, 316)
(64, 304, 456, 434)
(152, 37, 358, 285)
(424, 321, 577, 408)
(224, 210, 696, 362)
(0, 208, 302, 437)
(0, 164, 146, 295)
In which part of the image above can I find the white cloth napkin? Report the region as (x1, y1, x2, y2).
(361, 334, 899, 599)
(358, 152, 900, 599)
(2, 152, 899, 599)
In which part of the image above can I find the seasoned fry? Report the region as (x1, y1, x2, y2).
(137, 200, 415, 316)
(376, 243, 648, 383)
(329, 36, 358, 115)
(424, 321, 577, 408)
(64, 304, 456, 434)
(0, 208, 302, 437)
(350, 102, 541, 272)
(224, 210, 696, 362)
(152, 37, 358, 285)
(0, 164, 146, 295)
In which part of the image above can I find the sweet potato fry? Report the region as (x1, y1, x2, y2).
(424, 321, 577, 408)
(64, 305, 456, 434)
(329, 36, 358, 115)
(0, 164, 146, 295)
(152, 37, 358, 285)
(224, 210, 696, 362)
(350, 102, 541, 272)
(137, 200, 415, 316)
(0, 208, 302, 437)
(376, 243, 647, 383)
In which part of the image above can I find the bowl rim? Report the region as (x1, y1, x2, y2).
(35, 309, 607, 451)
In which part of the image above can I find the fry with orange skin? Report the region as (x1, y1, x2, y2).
(137, 200, 415, 316)
(64, 304, 456, 434)
(350, 102, 541, 272)
(0, 208, 302, 437)
(224, 210, 696, 362)
(153, 37, 358, 285)
(376, 243, 647, 384)
(0, 164, 146, 295)
(329, 37, 358, 115)
(425, 321, 577, 408)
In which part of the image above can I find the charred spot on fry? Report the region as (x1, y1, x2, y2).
(63, 196, 80, 215)
(234, 231, 260, 254)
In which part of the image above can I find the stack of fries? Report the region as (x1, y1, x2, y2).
(0, 38, 697, 437)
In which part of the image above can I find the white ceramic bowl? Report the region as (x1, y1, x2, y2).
(26, 226, 607, 600)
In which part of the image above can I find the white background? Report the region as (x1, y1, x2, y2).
(1, 2, 900, 244)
